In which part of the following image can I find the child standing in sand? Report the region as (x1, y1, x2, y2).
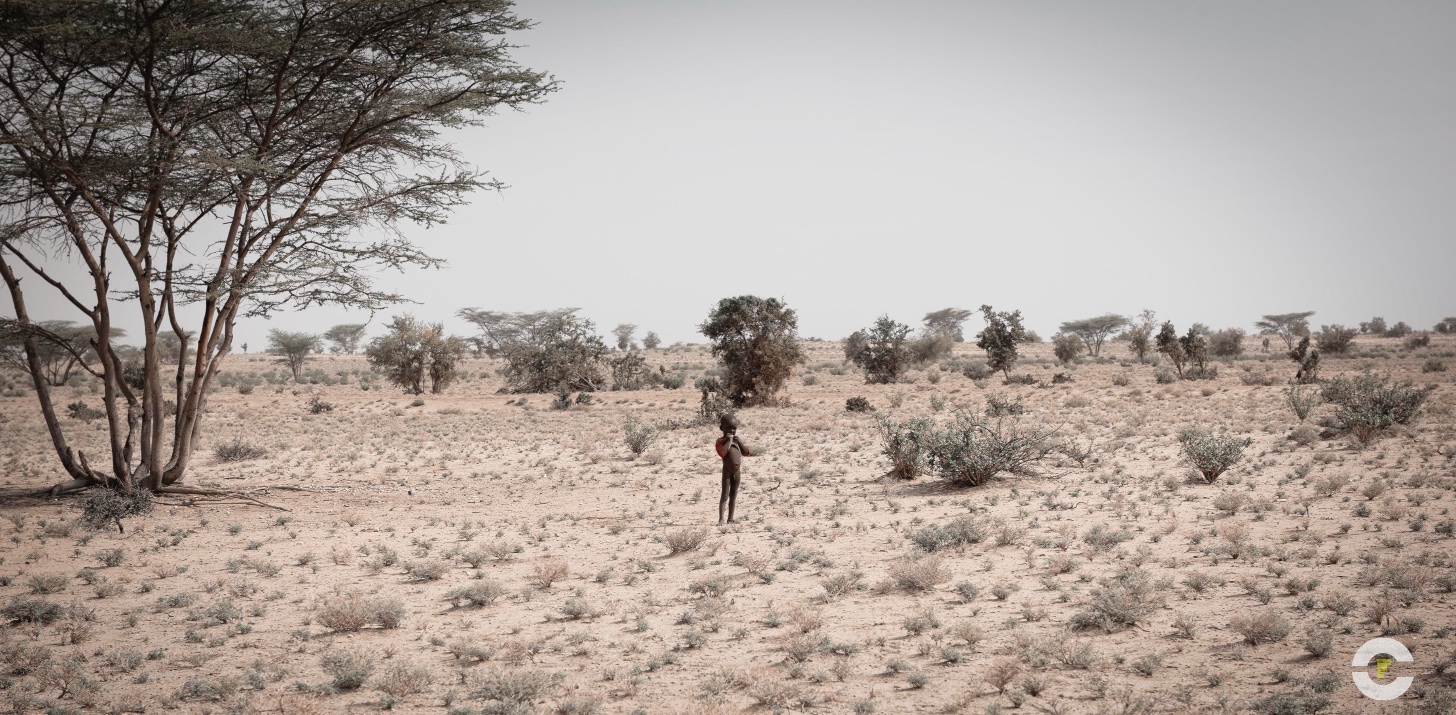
(715, 414, 752, 525)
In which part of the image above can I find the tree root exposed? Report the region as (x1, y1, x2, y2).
(33, 482, 291, 512)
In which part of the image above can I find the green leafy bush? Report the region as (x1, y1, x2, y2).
(876, 415, 933, 479)
(1178, 429, 1251, 483)
(1320, 370, 1434, 444)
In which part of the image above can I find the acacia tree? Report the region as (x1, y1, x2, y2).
(1255, 312, 1315, 351)
(324, 324, 369, 354)
(457, 308, 609, 392)
(1059, 314, 1127, 358)
(364, 315, 465, 394)
(699, 296, 804, 406)
(612, 323, 637, 351)
(0, 320, 124, 386)
(0, 0, 555, 495)
(975, 305, 1026, 379)
(267, 330, 322, 383)
(923, 308, 973, 342)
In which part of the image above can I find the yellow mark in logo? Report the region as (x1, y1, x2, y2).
(1376, 657, 1392, 680)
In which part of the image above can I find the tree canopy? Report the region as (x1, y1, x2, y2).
(1255, 312, 1315, 351)
(1059, 314, 1128, 357)
(922, 308, 974, 342)
(700, 296, 804, 406)
(0, 0, 555, 493)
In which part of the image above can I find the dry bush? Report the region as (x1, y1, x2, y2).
(985, 658, 1021, 695)
(1230, 610, 1291, 645)
(787, 608, 824, 634)
(446, 580, 507, 608)
(1070, 567, 1159, 632)
(316, 593, 405, 632)
(927, 414, 1056, 487)
(949, 622, 984, 650)
(888, 555, 950, 592)
(746, 675, 807, 710)
(530, 559, 569, 589)
(484, 541, 519, 561)
(909, 514, 991, 552)
(469, 666, 563, 704)
(375, 660, 434, 699)
(664, 527, 709, 555)
(779, 633, 821, 662)
(320, 648, 375, 691)
(821, 570, 863, 600)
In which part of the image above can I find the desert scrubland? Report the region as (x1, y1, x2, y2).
(1, 337, 1453, 715)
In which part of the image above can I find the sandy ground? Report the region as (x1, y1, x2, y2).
(0, 337, 1453, 715)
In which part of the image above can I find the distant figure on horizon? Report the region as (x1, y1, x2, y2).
(715, 413, 752, 525)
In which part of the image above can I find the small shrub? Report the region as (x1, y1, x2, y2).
(876, 415, 933, 479)
(470, 667, 563, 704)
(622, 415, 658, 455)
(78, 487, 154, 533)
(1230, 611, 1291, 645)
(961, 361, 991, 380)
(2, 596, 64, 624)
(1424, 359, 1447, 373)
(307, 395, 334, 414)
(374, 660, 434, 699)
(664, 527, 709, 555)
(1300, 626, 1334, 658)
(1154, 368, 1176, 384)
(530, 559, 569, 589)
(845, 396, 874, 413)
(321, 649, 375, 690)
(446, 580, 506, 608)
(1070, 568, 1158, 632)
(215, 438, 268, 462)
(316, 593, 405, 632)
(926, 413, 1055, 487)
(65, 401, 105, 421)
(1178, 429, 1251, 483)
(888, 555, 950, 592)
(984, 394, 1024, 416)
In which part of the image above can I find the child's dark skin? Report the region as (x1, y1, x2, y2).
(717, 415, 751, 525)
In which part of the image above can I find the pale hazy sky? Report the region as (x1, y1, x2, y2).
(12, 0, 1456, 347)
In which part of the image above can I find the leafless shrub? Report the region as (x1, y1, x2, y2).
(530, 559, 569, 589)
(888, 555, 950, 592)
(664, 527, 709, 555)
(1230, 610, 1291, 645)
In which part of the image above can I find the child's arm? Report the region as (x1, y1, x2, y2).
(735, 438, 752, 456)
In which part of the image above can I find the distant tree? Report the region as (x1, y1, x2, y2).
(1436, 318, 1456, 334)
(975, 305, 1026, 379)
(1155, 322, 1186, 377)
(1255, 312, 1315, 351)
(642, 331, 662, 349)
(491, 310, 608, 393)
(1124, 310, 1157, 363)
(1051, 333, 1083, 365)
(609, 349, 649, 390)
(1383, 321, 1412, 338)
(0, 320, 123, 386)
(1316, 325, 1357, 354)
(922, 308, 974, 342)
(1208, 328, 1245, 357)
(323, 324, 368, 354)
(1059, 314, 1127, 358)
(1288, 336, 1320, 384)
(699, 296, 804, 407)
(612, 324, 637, 351)
(1359, 317, 1387, 335)
(843, 330, 870, 363)
(909, 332, 954, 365)
(457, 308, 577, 357)
(851, 316, 914, 384)
(365, 316, 466, 395)
(1180, 328, 1209, 374)
(156, 331, 196, 364)
(267, 330, 322, 382)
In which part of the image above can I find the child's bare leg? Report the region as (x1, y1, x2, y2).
(718, 471, 731, 525)
(726, 469, 740, 523)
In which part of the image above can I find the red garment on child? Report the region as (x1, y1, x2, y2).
(715, 437, 752, 459)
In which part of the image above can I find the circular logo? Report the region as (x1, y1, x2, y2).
(1351, 637, 1413, 701)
